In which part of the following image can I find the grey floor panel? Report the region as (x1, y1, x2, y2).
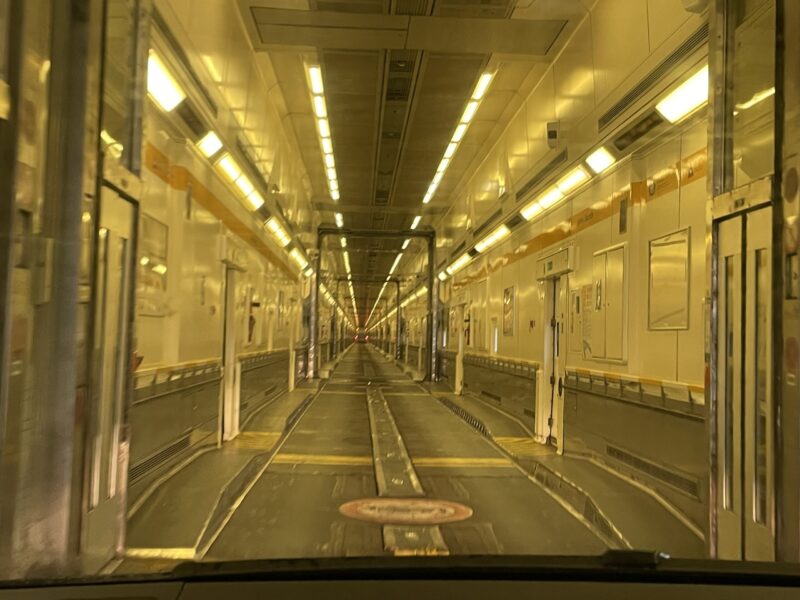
(534, 454, 706, 557)
(127, 449, 255, 549)
(206, 472, 384, 560)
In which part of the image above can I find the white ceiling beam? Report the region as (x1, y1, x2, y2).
(241, 5, 565, 57)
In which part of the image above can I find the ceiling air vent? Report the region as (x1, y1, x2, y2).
(473, 208, 503, 238)
(515, 150, 567, 203)
(395, 0, 429, 15)
(375, 189, 389, 205)
(597, 22, 709, 131)
(387, 77, 412, 101)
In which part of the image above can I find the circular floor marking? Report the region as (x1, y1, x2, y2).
(339, 497, 473, 525)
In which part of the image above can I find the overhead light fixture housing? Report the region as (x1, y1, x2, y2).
(147, 50, 185, 112)
(585, 146, 616, 174)
(655, 64, 709, 123)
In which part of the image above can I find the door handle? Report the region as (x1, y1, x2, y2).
(558, 377, 563, 396)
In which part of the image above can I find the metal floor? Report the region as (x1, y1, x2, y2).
(119, 345, 609, 571)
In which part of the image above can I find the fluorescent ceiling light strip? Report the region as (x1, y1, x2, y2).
(585, 146, 616, 174)
(410, 216, 421, 229)
(246, 191, 264, 210)
(217, 154, 241, 181)
(451, 123, 467, 143)
(197, 131, 222, 157)
(266, 217, 291, 247)
(446, 253, 471, 276)
(472, 72, 494, 101)
(556, 167, 590, 194)
(313, 95, 327, 118)
(147, 50, 185, 112)
(235, 175, 255, 197)
(460, 101, 478, 124)
(438, 271, 448, 281)
(308, 66, 324, 94)
(655, 64, 709, 123)
(289, 248, 308, 269)
(474, 224, 510, 253)
(402, 239, 410, 250)
(318, 118, 330, 138)
(335, 212, 344, 227)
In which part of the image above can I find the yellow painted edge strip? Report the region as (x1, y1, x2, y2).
(412, 457, 512, 467)
(273, 453, 373, 465)
(125, 547, 196, 560)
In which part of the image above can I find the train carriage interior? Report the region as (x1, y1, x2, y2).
(1, 0, 800, 597)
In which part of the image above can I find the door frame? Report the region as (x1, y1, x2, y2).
(82, 184, 137, 570)
(711, 189, 776, 561)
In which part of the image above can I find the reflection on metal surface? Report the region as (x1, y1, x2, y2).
(0, 80, 8, 120)
(339, 498, 473, 525)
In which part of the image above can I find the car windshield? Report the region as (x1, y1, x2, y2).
(1, 0, 797, 585)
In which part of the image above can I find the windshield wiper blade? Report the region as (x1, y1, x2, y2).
(601, 550, 670, 568)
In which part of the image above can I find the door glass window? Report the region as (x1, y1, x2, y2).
(723, 256, 735, 511)
(0, 0, 9, 121)
(101, 0, 139, 168)
(754, 248, 768, 524)
(732, 0, 775, 187)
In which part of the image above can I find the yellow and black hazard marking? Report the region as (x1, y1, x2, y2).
(230, 431, 282, 451)
(494, 436, 554, 459)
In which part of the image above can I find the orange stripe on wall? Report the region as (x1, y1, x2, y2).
(143, 142, 297, 280)
(453, 149, 708, 289)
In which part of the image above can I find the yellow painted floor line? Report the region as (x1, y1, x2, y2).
(230, 431, 282, 450)
(267, 453, 514, 468)
(273, 453, 373, 466)
(412, 456, 513, 468)
(494, 436, 555, 458)
(125, 547, 196, 560)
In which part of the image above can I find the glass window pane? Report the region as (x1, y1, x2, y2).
(754, 248, 768, 524)
(732, 0, 775, 187)
(724, 256, 735, 511)
(101, 0, 138, 168)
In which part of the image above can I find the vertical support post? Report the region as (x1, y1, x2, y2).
(395, 281, 401, 361)
(426, 233, 438, 382)
(288, 301, 296, 392)
(309, 235, 322, 378)
(454, 304, 464, 395)
(707, 0, 737, 559)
